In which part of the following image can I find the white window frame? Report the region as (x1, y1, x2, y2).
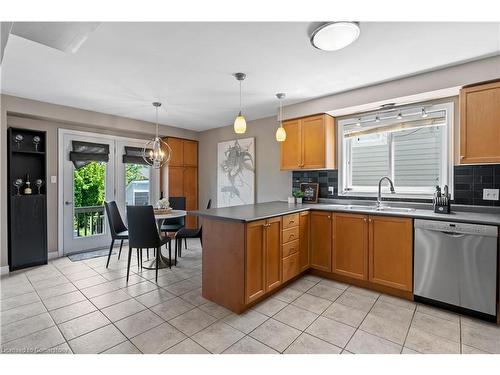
(338, 102, 454, 199)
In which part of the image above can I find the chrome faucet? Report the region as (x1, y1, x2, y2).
(377, 176, 395, 208)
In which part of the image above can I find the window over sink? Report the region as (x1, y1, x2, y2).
(338, 101, 454, 198)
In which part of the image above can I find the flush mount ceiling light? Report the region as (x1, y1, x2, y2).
(142, 102, 172, 169)
(310, 22, 360, 51)
(233, 72, 247, 134)
(275, 93, 286, 142)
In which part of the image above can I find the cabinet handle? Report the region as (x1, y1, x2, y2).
(289, 220, 295, 224)
(363, 218, 367, 223)
(460, 155, 465, 159)
(368, 218, 372, 223)
(289, 234, 295, 239)
(327, 215, 331, 219)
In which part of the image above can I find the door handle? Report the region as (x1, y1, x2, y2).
(65, 201, 73, 205)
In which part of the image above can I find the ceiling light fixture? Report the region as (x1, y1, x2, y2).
(275, 93, 287, 142)
(421, 108, 428, 118)
(375, 114, 380, 123)
(142, 102, 172, 169)
(233, 72, 247, 134)
(397, 112, 403, 120)
(310, 22, 360, 51)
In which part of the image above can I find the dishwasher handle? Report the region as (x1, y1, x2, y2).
(441, 231, 466, 238)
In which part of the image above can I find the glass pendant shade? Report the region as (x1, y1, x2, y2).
(234, 112, 247, 134)
(276, 126, 286, 142)
(142, 102, 171, 169)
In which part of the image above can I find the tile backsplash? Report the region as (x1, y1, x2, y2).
(454, 164, 500, 206)
(292, 164, 500, 206)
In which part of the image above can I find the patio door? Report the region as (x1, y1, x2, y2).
(62, 133, 115, 255)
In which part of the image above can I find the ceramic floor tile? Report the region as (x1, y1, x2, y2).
(179, 288, 208, 306)
(251, 297, 287, 317)
(1, 326, 65, 354)
(288, 278, 317, 292)
(273, 287, 303, 303)
(163, 338, 210, 354)
(37, 283, 77, 299)
(346, 286, 380, 299)
(131, 322, 186, 353)
(1, 312, 55, 344)
(43, 290, 86, 311)
(1, 301, 47, 326)
(284, 332, 342, 354)
(0, 292, 40, 312)
(322, 302, 368, 328)
(291, 292, 332, 315)
(90, 289, 131, 309)
(191, 321, 245, 353)
(150, 297, 195, 321)
(222, 310, 269, 334)
(305, 316, 356, 348)
(306, 284, 343, 301)
(370, 300, 414, 326)
(461, 344, 489, 354)
(223, 336, 278, 354)
(1, 283, 34, 300)
(121, 281, 159, 298)
(168, 308, 218, 336)
(80, 281, 121, 299)
(346, 329, 402, 354)
(49, 300, 97, 324)
(198, 301, 232, 319)
(359, 314, 410, 345)
(249, 318, 301, 353)
(405, 326, 460, 354)
(163, 279, 199, 296)
(411, 311, 460, 343)
(114, 309, 164, 338)
(416, 304, 460, 323)
(33, 275, 69, 290)
(134, 288, 176, 308)
(461, 318, 500, 354)
(68, 324, 127, 354)
(44, 342, 73, 354)
(378, 294, 416, 311)
(58, 310, 110, 341)
(103, 340, 141, 354)
(72, 275, 108, 289)
(317, 279, 349, 291)
(101, 299, 146, 322)
(336, 291, 377, 313)
(401, 347, 420, 354)
(273, 304, 319, 331)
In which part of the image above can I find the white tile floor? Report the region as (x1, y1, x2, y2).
(1, 239, 500, 354)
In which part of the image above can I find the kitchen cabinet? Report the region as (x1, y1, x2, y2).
(245, 217, 282, 303)
(369, 216, 413, 291)
(299, 211, 310, 272)
(310, 210, 332, 272)
(162, 137, 198, 228)
(460, 81, 500, 164)
(280, 114, 336, 170)
(333, 213, 368, 280)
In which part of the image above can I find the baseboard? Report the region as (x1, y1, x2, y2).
(48, 251, 59, 260)
(0, 265, 10, 275)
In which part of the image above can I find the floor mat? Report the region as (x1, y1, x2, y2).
(68, 248, 116, 262)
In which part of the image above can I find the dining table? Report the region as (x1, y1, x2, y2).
(142, 209, 187, 270)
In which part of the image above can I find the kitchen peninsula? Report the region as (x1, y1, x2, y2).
(193, 201, 500, 316)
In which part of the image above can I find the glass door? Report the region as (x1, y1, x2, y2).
(62, 134, 115, 254)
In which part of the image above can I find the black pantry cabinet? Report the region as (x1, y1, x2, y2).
(7, 127, 48, 271)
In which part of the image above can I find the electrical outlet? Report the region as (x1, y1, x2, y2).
(483, 188, 499, 201)
(328, 186, 334, 195)
(50, 176, 57, 184)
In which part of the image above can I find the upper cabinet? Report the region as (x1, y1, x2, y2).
(280, 114, 336, 170)
(460, 81, 500, 164)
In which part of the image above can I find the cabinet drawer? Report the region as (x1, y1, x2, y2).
(282, 239, 299, 258)
(282, 226, 299, 244)
(283, 252, 300, 282)
(283, 213, 299, 229)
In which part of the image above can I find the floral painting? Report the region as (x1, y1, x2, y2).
(217, 137, 255, 207)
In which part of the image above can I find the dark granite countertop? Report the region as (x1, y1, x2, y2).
(190, 200, 500, 226)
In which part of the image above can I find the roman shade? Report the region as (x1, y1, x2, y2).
(122, 146, 152, 165)
(69, 141, 109, 169)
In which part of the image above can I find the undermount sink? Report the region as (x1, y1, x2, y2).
(336, 205, 416, 213)
(372, 206, 416, 213)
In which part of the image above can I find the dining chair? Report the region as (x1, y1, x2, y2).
(104, 201, 129, 268)
(160, 196, 186, 236)
(127, 205, 171, 282)
(174, 199, 211, 260)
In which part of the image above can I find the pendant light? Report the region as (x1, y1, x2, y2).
(233, 72, 247, 134)
(142, 102, 172, 169)
(275, 93, 286, 142)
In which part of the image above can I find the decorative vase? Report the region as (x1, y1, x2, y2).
(296, 197, 302, 204)
(288, 197, 296, 204)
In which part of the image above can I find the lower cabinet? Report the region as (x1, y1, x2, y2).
(245, 217, 282, 303)
(283, 252, 300, 282)
(333, 213, 369, 280)
(369, 215, 413, 291)
(299, 211, 310, 272)
(310, 211, 332, 272)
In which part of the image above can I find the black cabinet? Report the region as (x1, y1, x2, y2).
(7, 127, 48, 271)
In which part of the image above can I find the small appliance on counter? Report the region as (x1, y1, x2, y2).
(433, 185, 450, 214)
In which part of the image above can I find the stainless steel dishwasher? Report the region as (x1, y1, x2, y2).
(414, 219, 498, 319)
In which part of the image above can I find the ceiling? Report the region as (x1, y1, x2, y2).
(2, 22, 499, 131)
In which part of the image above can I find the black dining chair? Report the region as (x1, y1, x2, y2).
(104, 201, 129, 268)
(161, 196, 186, 233)
(174, 199, 211, 260)
(127, 205, 172, 282)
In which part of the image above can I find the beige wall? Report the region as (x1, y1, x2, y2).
(0, 95, 198, 269)
(198, 56, 500, 209)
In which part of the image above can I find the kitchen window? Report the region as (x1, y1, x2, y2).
(338, 101, 454, 198)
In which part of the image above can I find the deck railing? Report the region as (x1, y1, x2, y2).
(74, 205, 105, 237)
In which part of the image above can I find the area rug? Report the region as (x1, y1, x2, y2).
(67, 248, 115, 262)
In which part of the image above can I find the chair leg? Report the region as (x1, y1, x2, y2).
(168, 241, 172, 269)
(126, 247, 133, 282)
(174, 239, 178, 266)
(106, 239, 115, 268)
(199, 237, 202, 248)
(118, 239, 124, 260)
(155, 246, 160, 282)
(147, 248, 149, 260)
(184, 238, 187, 250)
(140, 249, 143, 270)
(137, 249, 141, 271)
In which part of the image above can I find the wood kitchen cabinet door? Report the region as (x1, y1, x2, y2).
(369, 215, 413, 291)
(460, 81, 500, 164)
(265, 216, 282, 292)
(299, 211, 310, 272)
(183, 166, 198, 229)
(333, 213, 368, 280)
(301, 115, 327, 169)
(310, 211, 332, 272)
(168, 167, 184, 197)
(183, 140, 198, 167)
(245, 220, 266, 303)
(280, 119, 301, 170)
(167, 137, 184, 167)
